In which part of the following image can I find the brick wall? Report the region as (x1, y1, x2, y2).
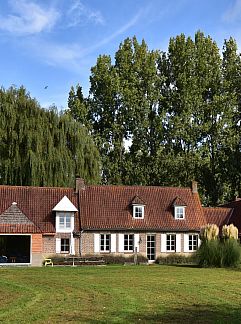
(81, 232, 94, 255)
(43, 235, 55, 254)
(42, 233, 80, 256)
(32, 234, 42, 253)
(80, 231, 199, 258)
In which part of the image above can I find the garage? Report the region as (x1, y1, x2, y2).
(0, 235, 31, 264)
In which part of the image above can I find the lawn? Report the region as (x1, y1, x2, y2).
(0, 265, 241, 323)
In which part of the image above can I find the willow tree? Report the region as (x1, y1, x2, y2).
(0, 86, 100, 187)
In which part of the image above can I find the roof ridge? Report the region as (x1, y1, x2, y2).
(203, 207, 232, 210)
(85, 185, 192, 190)
(0, 185, 73, 191)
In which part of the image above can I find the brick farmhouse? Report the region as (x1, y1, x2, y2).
(0, 179, 238, 266)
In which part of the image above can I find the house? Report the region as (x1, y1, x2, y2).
(0, 179, 239, 266)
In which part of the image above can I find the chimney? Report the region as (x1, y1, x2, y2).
(75, 177, 85, 192)
(192, 181, 198, 194)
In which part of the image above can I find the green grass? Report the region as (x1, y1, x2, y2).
(0, 265, 241, 323)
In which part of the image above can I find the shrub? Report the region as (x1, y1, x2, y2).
(156, 253, 197, 265)
(102, 254, 148, 265)
(222, 224, 238, 240)
(200, 224, 219, 241)
(221, 239, 241, 267)
(197, 240, 221, 267)
(197, 239, 241, 268)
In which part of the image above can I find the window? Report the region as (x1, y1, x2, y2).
(61, 238, 70, 253)
(189, 234, 198, 251)
(58, 212, 72, 231)
(124, 234, 134, 251)
(166, 234, 176, 251)
(100, 234, 110, 252)
(175, 206, 185, 219)
(133, 206, 144, 218)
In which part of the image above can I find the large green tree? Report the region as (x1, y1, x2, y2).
(68, 32, 241, 205)
(0, 86, 100, 187)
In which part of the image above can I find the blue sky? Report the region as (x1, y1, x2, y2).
(0, 0, 240, 109)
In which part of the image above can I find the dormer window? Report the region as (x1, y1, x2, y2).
(52, 196, 78, 233)
(59, 213, 71, 230)
(175, 206, 185, 219)
(133, 206, 144, 218)
(173, 196, 186, 220)
(131, 195, 145, 219)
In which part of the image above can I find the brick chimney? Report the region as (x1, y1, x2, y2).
(75, 177, 85, 192)
(192, 181, 198, 194)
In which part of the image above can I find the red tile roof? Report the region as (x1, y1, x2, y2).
(172, 196, 187, 206)
(221, 200, 241, 234)
(131, 195, 146, 205)
(0, 185, 79, 233)
(203, 207, 233, 228)
(1, 183, 235, 234)
(79, 185, 206, 231)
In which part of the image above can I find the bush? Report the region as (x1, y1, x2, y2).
(222, 239, 241, 267)
(156, 253, 197, 265)
(103, 254, 148, 265)
(197, 240, 221, 267)
(197, 239, 241, 268)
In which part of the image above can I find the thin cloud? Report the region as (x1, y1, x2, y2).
(23, 8, 145, 71)
(26, 38, 83, 71)
(223, 0, 241, 23)
(85, 7, 146, 54)
(66, 0, 104, 27)
(0, 0, 60, 35)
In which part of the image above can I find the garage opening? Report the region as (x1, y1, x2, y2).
(0, 235, 31, 263)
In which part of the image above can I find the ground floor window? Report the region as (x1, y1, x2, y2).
(166, 234, 176, 251)
(189, 234, 198, 251)
(124, 234, 134, 252)
(61, 238, 70, 253)
(100, 234, 110, 252)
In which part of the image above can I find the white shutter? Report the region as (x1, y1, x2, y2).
(111, 234, 116, 252)
(161, 234, 166, 252)
(184, 234, 189, 252)
(134, 234, 140, 252)
(176, 234, 181, 252)
(118, 234, 124, 252)
(56, 238, 61, 253)
(94, 234, 100, 253)
(198, 236, 201, 248)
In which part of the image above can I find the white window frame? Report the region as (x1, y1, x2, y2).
(124, 234, 134, 252)
(133, 205, 144, 219)
(166, 234, 176, 252)
(100, 234, 111, 252)
(61, 238, 70, 253)
(174, 206, 185, 219)
(56, 212, 74, 233)
(188, 234, 198, 251)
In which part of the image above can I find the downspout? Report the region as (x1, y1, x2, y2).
(76, 186, 82, 256)
(75, 177, 85, 256)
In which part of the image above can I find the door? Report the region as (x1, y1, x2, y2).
(146, 234, 156, 261)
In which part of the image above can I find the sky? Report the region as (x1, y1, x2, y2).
(0, 0, 240, 110)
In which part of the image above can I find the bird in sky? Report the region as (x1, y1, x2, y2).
(44, 86, 48, 89)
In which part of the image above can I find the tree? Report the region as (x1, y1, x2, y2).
(0, 86, 100, 187)
(67, 32, 241, 205)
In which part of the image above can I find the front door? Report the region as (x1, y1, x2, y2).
(146, 234, 156, 261)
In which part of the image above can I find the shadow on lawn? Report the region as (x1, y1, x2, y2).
(129, 305, 241, 324)
(64, 305, 241, 323)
